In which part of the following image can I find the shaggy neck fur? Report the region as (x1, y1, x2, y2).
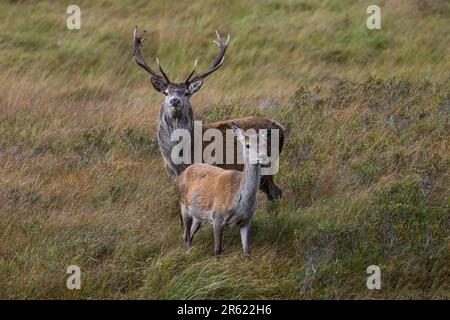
(157, 104, 194, 177)
(236, 153, 261, 216)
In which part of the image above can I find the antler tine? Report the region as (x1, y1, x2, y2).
(156, 57, 171, 83)
(213, 31, 230, 47)
(133, 26, 170, 83)
(190, 30, 230, 82)
(185, 59, 198, 83)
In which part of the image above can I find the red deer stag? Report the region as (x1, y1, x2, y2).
(133, 27, 285, 201)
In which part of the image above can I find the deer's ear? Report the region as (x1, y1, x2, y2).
(231, 122, 245, 142)
(188, 79, 203, 95)
(150, 77, 168, 93)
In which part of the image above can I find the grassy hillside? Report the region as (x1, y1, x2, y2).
(0, 0, 449, 299)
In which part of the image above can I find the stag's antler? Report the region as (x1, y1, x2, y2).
(187, 31, 230, 83)
(133, 26, 171, 83)
(184, 59, 198, 83)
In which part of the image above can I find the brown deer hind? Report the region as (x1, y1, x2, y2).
(177, 123, 267, 256)
(133, 26, 285, 201)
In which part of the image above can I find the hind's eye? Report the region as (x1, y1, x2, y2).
(184, 90, 190, 96)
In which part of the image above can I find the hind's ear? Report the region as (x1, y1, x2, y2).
(188, 79, 203, 95)
(232, 123, 245, 142)
(230, 121, 240, 130)
(150, 77, 168, 93)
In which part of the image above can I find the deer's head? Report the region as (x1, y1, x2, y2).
(133, 27, 230, 118)
(231, 122, 269, 165)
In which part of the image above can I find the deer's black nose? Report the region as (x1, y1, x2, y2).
(170, 98, 181, 108)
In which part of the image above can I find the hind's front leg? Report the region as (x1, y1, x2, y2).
(189, 218, 202, 246)
(240, 222, 251, 257)
(213, 221, 224, 256)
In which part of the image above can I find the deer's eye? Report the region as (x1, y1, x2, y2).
(245, 144, 250, 149)
(184, 90, 190, 96)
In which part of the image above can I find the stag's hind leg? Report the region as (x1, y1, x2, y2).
(259, 175, 282, 201)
